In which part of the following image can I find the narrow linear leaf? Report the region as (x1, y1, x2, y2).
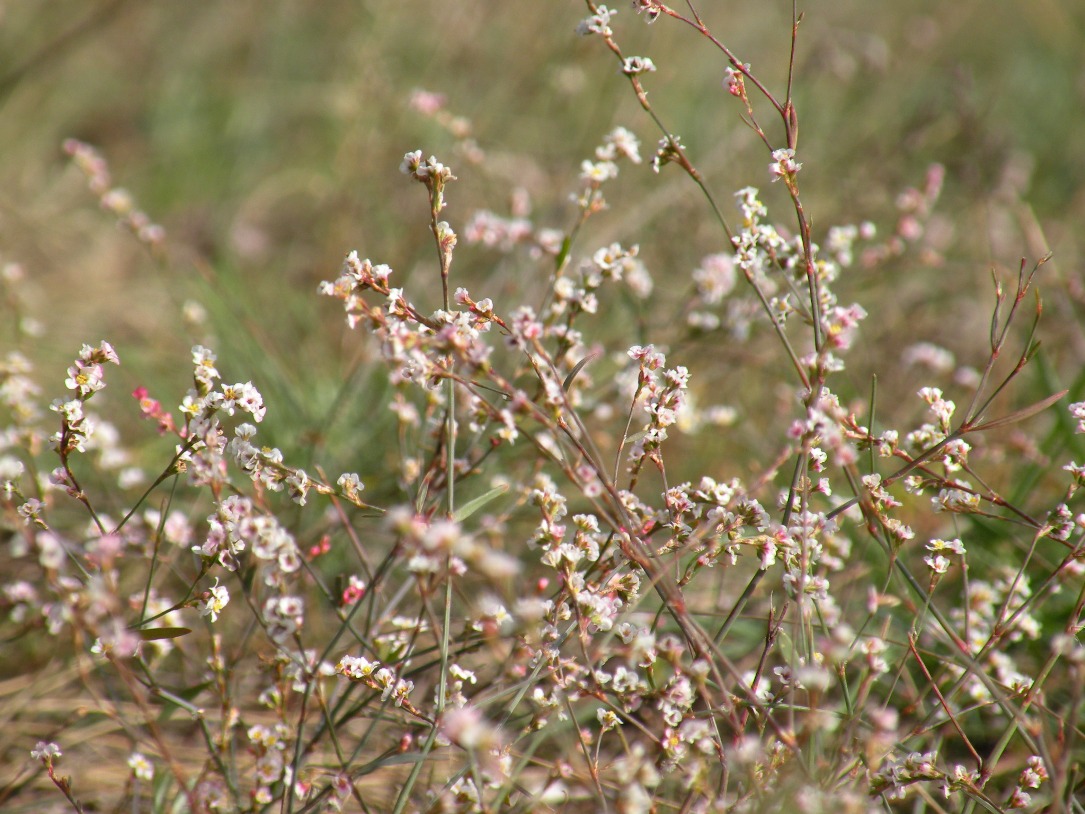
(138, 626, 192, 641)
(414, 478, 430, 515)
(154, 681, 212, 723)
(453, 483, 509, 523)
(970, 389, 1068, 432)
(563, 351, 601, 392)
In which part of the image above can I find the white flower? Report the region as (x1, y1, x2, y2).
(337, 655, 378, 679)
(924, 554, 951, 575)
(620, 56, 656, 76)
(577, 6, 616, 36)
(199, 578, 230, 622)
(769, 148, 802, 181)
(128, 752, 154, 781)
(580, 159, 618, 183)
(31, 741, 62, 761)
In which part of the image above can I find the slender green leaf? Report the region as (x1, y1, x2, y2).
(453, 483, 509, 523)
(970, 390, 1068, 432)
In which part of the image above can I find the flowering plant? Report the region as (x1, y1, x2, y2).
(1, 3, 1080, 813)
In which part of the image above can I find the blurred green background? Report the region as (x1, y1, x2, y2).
(1, 0, 1083, 483)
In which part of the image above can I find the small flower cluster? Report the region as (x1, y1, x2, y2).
(463, 209, 533, 252)
(169, 345, 346, 515)
(170, 345, 266, 489)
(63, 139, 165, 247)
(953, 568, 1041, 687)
(768, 147, 802, 186)
(1006, 756, 1049, 808)
(869, 750, 940, 802)
(336, 654, 419, 714)
(400, 149, 456, 214)
(1069, 399, 1085, 434)
(406, 88, 483, 165)
(245, 723, 294, 804)
(7, 9, 1076, 810)
(537, 510, 633, 632)
(319, 248, 495, 391)
(197, 492, 301, 576)
(387, 506, 519, 582)
(50, 341, 120, 463)
(31, 740, 63, 764)
(726, 187, 874, 360)
(262, 594, 304, 643)
(226, 424, 314, 505)
(923, 536, 965, 577)
(461, 129, 641, 262)
(576, 127, 643, 211)
(630, 0, 665, 24)
(625, 344, 689, 471)
(576, 5, 617, 36)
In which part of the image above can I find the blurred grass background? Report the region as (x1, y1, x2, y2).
(0, 0, 1078, 487)
(1, 1, 1084, 807)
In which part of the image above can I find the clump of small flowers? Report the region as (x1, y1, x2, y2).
(51, 341, 120, 462)
(336, 654, 421, 716)
(63, 139, 165, 247)
(769, 147, 802, 186)
(870, 750, 941, 802)
(31, 740, 63, 765)
(1006, 756, 1049, 808)
(577, 4, 617, 36)
(31, 741, 86, 810)
(3, 5, 1077, 814)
